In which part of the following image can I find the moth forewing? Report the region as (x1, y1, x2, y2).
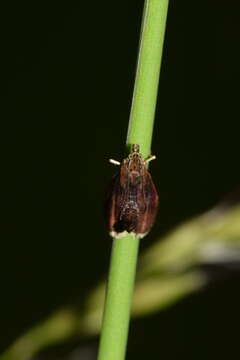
(136, 168, 159, 237)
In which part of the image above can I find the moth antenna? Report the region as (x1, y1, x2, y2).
(109, 159, 121, 166)
(145, 155, 156, 164)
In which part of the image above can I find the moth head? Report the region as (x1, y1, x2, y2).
(131, 144, 140, 153)
(126, 145, 143, 173)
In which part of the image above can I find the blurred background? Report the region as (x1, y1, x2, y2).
(1, 0, 240, 359)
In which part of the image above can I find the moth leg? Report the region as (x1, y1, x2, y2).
(109, 159, 121, 166)
(145, 155, 156, 164)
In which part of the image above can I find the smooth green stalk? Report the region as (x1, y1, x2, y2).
(127, 0, 169, 158)
(97, 235, 139, 360)
(98, 1, 169, 359)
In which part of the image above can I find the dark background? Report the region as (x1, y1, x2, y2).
(1, 0, 240, 358)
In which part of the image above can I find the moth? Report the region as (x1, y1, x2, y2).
(106, 144, 159, 238)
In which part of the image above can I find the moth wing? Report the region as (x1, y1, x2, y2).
(105, 173, 123, 233)
(136, 168, 159, 236)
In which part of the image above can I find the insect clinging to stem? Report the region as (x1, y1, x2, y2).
(106, 144, 159, 239)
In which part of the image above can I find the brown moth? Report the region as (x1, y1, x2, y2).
(106, 144, 159, 238)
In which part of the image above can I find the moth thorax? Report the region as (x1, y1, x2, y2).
(129, 159, 142, 172)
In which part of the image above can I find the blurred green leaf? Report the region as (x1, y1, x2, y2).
(2, 204, 240, 360)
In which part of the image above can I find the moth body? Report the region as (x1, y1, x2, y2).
(106, 144, 159, 238)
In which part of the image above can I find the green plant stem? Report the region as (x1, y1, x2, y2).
(97, 235, 139, 360)
(98, 1, 169, 359)
(127, 0, 169, 158)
